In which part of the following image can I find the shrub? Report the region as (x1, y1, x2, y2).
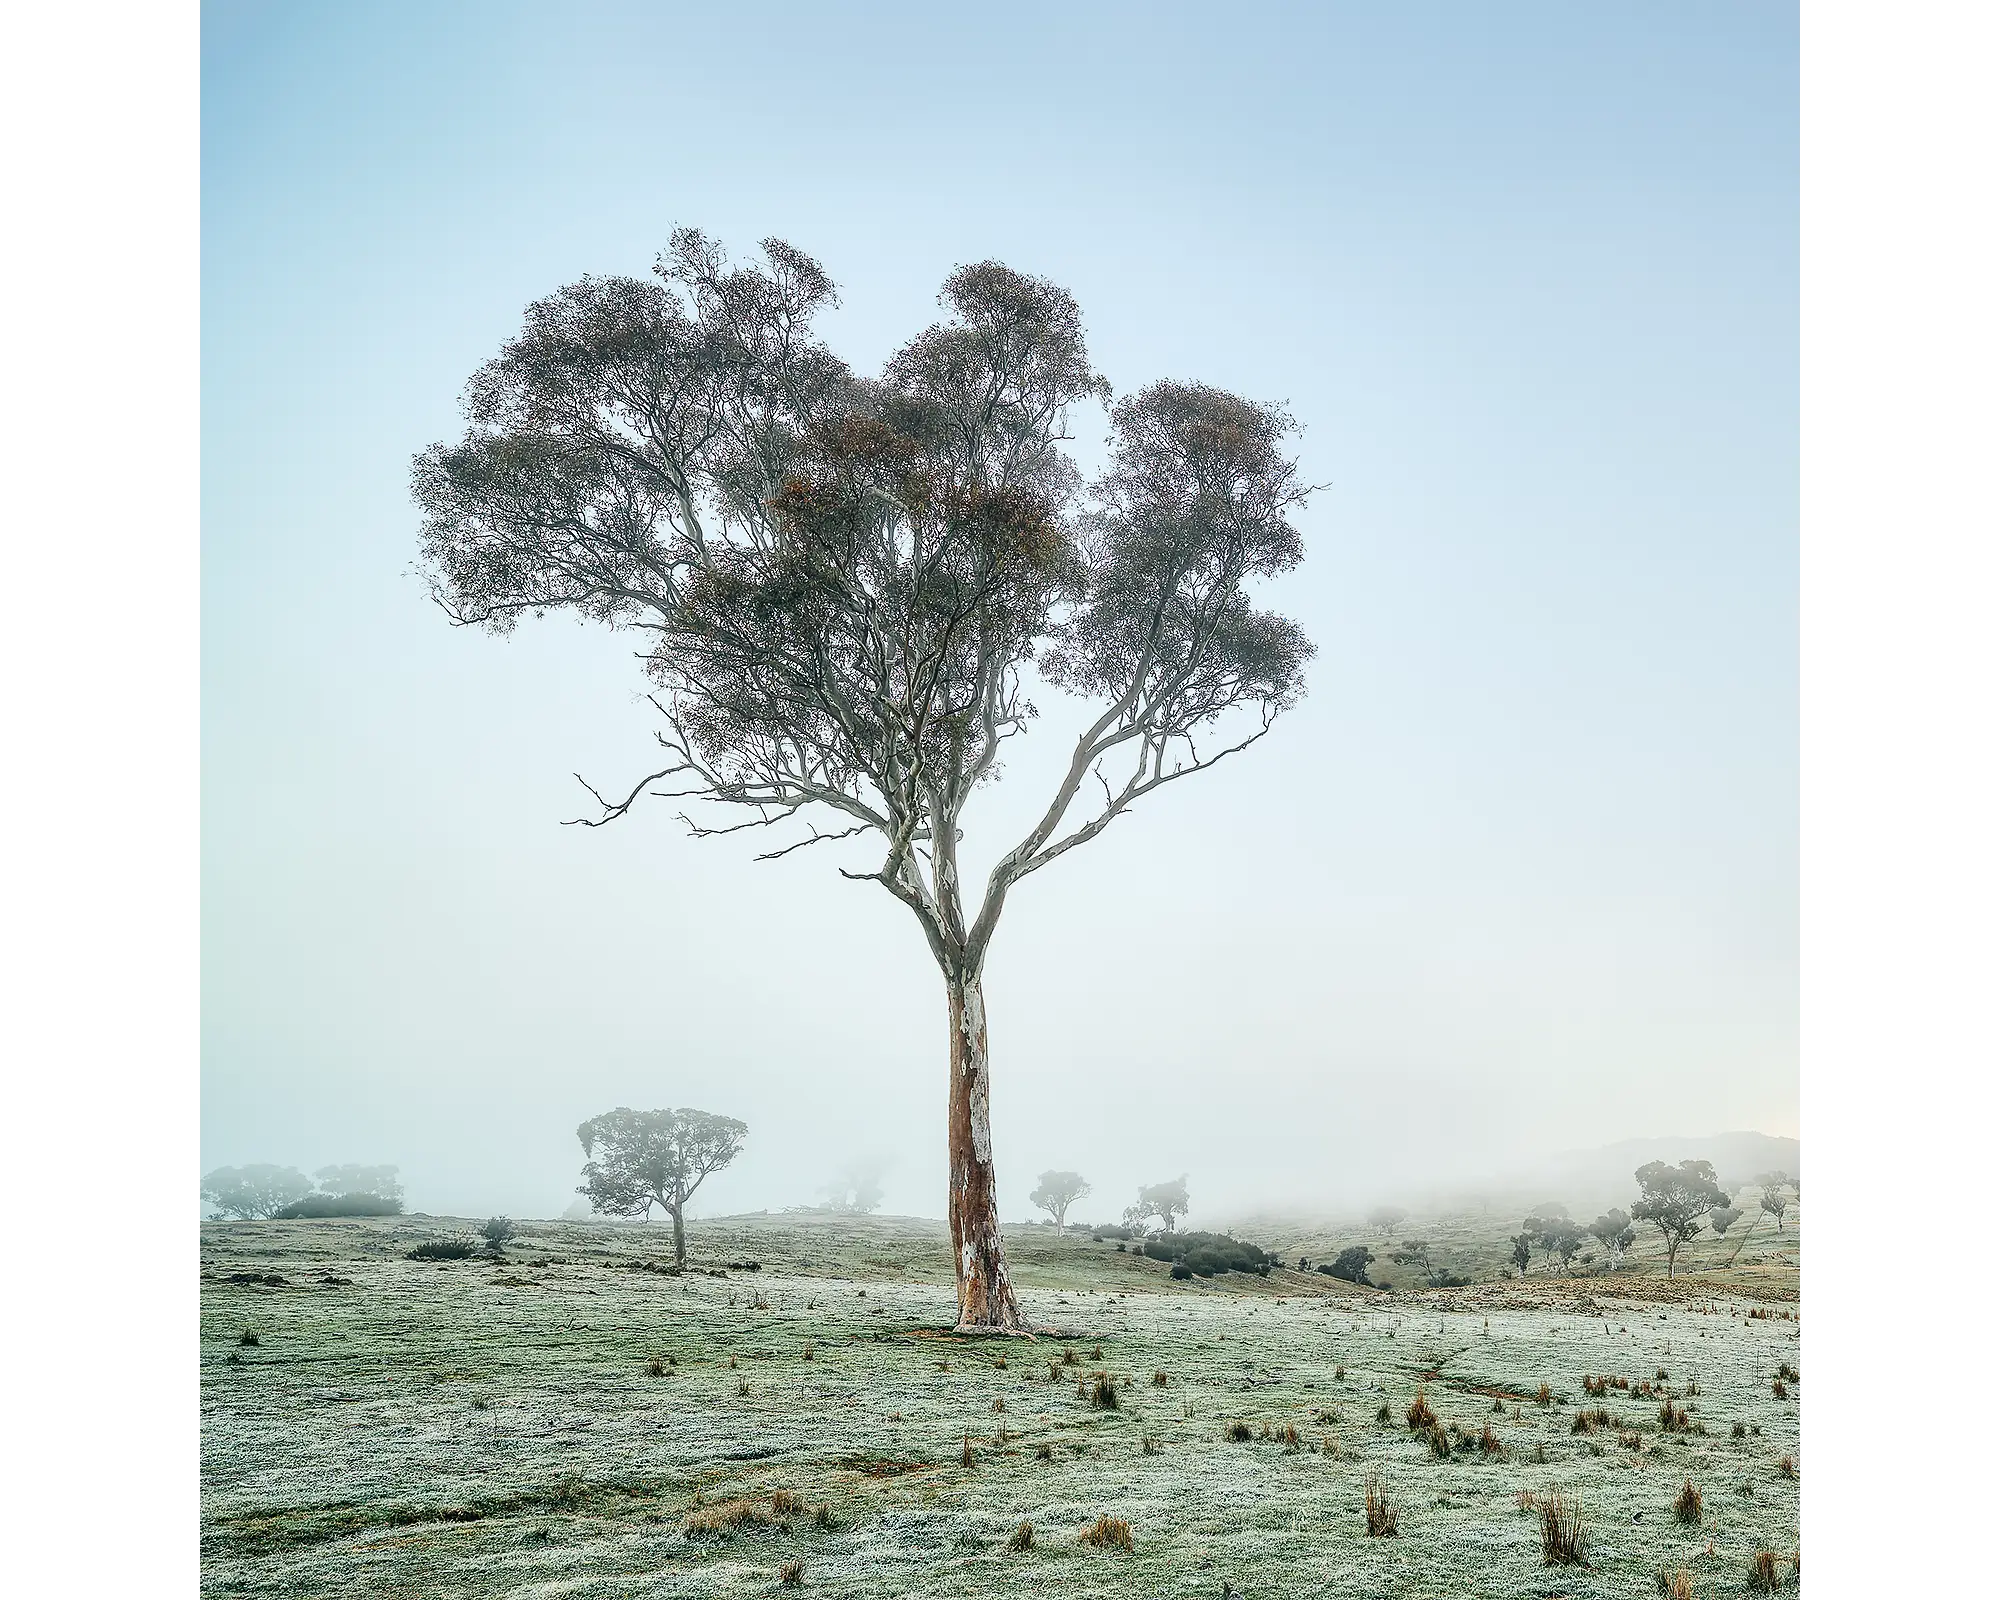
(1672, 1478, 1703, 1524)
(1320, 1246, 1374, 1285)
(272, 1192, 403, 1218)
(1406, 1389, 1437, 1431)
(1364, 1474, 1399, 1537)
(479, 1216, 517, 1252)
(778, 1560, 803, 1587)
(1170, 1264, 1192, 1279)
(1139, 1231, 1275, 1275)
(1539, 1490, 1589, 1567)
(408, 1237, 479, 1261)
(1079, 1515, 1133, 1551)
(1034, 1440, 1053, 1460)
(1008, 1520, 1034, 1550)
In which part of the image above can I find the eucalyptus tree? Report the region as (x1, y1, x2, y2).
(416, 233, 1316, 1330)
(1028, 1170, 1092, 1236)
(575, 1105, 747, 1269)
(1631, 1158, 1729, 1278)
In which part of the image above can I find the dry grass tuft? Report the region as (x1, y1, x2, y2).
(1776, 1454, 1796, 1479)
(1771, 1378, 1788, 1399)
(778, 1558, 804, 1587)
(1089, 1372, 1119, 1410)
(769, 1489, 804, 1517)
(1536, 1382, 1552, 1407)
(1152, 1369, 1168, 1387)
(992, 1397, 1005, 1414)
(1516, 1488, 1540, 1514)
(1034, 1440, 1053, 1461)
(683, 1491, 814, 1538)
(1224, 1419, 1254, 1443)
(1672, 1478, 1703, 1524)
(1364, 1473, 1399, 1537)
(1427, 1426, 1452, 1460)
(1478, 1424, 1504, 1456)
(1281, 1422, 1302, 1452)
(1657, 1565, 1696, 1600)
(992, 1355, 1007, 1370)
(1406, 1389, 1438, 1431)
(645, 1355, 667, 1377)
(1078, 1514, 1133, 1551)
(1008, 1520, 1034, 1550)
(1583, 1374, 1608, 1398)
(238, 1329, 260, 1348)
(1748, 1549, 1783, 1593)
(737, 1379, 751, 1397)
(802, 1343, 814, 1361)
(1375, 1402, 1393, 1425)
(1532, 1442, 1549, 1464)
(1658, 1400, 1691, 1433)
(1538, 1489, 1589, 1567)
(960, 1435, 975, 1468)
(1572, 1407, 1612, 1435)
(1062, 1347, 1081, 1366)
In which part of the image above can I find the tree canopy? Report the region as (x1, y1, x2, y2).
(577, 1106, 747, 1268)
(1631, 1158, 1730, 1277)
(1028, 1170, 1092, 1235)
(315, 1163, 402, 1202)
(201, 1164, 313, 1220)
(1125, 1176, 1191, 1234)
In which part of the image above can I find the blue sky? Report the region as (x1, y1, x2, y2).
(202, 2, 1797, 1220)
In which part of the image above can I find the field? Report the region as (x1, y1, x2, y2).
(201, 1208, 1800, 1598)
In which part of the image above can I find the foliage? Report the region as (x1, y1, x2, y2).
(1028, 1171, 1092, 1235)
(1631, 1159, 1730, 1277)
(480, 1216, 518, 1253)
(407, 1237, 479, 1260)
(1586, 1208, 1634, 1255)
(1318, 1245, 1374, 1285)
(1508, 1231, 1535, 1275)
(1524, 1214, 1586, 1271)
(1709, 1204, 1744, 1236)
(313, 1164, 403, 1203)
(1139, 1230, 1273, 1277)
(1124, 1177, 1190, 1234)
(1365, 1205, 1409, 1235)
(201, 1164, 314, 1220)
(576, 1106, 748, 1266)
(272, 1192, 403, 1219)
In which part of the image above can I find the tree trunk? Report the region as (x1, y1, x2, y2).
(670, 1204, 686, 1269)
(945, 972, 1024, 1332)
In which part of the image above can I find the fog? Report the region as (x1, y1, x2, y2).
(201, 4, 1796, 1226)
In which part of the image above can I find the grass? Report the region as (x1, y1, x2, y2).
(200, 1207, 1799, 1598)
(1539, 1489, 1590, 1567)
(1365, 1473, 1399, 1536)
(1078, 1514, 1132, 1551)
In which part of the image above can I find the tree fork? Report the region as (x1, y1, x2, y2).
(945, 973, 1025, 1333)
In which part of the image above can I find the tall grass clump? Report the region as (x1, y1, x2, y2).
(1656, 1566, 1696, 1600)
(1406, 1389, 1437, 1431)
(1748, 1549, 1784, 1592)
(1088, 1372, 1119, 1410)
(1672, 1478, 1703, 1524)
(1539, 1490, 1589, 1567)
(1364, 1474, 1399, 1537)
(778, 1559, 804, 1587)
(1078, 1514, 1133, 1551)
(1008, 1521, 1034, 1550)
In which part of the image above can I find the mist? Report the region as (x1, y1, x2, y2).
(200, 3, 1796, 1230)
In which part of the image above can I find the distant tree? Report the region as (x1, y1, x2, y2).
(1365, 1205, 1409, 1236)
(1586, 1208, 1634, 1264)
(576, 1106, 748, 1269)
(819, 1158, 888, 1215)
(1125, 1176, 1190, 1235)
(1523, 1214, 1584, 1271)
(1758, 1175, 1790, 1233)
(1029, 1171, 1092, 1236)
(1508, 1231, 1535, 1276)
(1388, 1239, 1432, 1273)
(1531, 1201, 1571, 1220)
(1631, 1159, 1729, 1278)
(1324, 1245, 1374, 1285)
(480, 1216, 518, 1255)
(1708, 1204, 1745, 1238)
(314, 1163, 403, 1203)
(200, 1164, 313, 1220)
(416, 234, 1317, 1331)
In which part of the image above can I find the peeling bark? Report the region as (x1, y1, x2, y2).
(945, 973, 1024, 1332)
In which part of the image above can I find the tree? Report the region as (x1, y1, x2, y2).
(1534, 1216, 1586, 1271)
(314, 1163, 403, 1202)
(415, 235, 1315, 1331)
(480, 1216, 517, 1255)
(576, 1106, 747, 1269)
(1531, 1201, 1571, 1220)
(1388, 1239, 1432, 1273)
(1324, 1245, 1374, 1285)
(1630, 1159, 1729, 1278)
(1125, 1176, 1191, 1235)
(1508, 1231, 1535, 1276)
(1365, 1205, 1409, 1236)
(200, 1164, 313, 1220)
(1708, 1204, 1744, 1238)
(1029, 1171, 1092, 1236)
(819, 1158, 888, 1214)
(1586, 1208, 1633, 1264)
(1758, 1174, 1790, 1233)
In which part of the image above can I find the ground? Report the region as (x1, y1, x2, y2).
(201, 1210, 1800, 1598)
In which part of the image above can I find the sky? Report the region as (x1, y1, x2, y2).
(201, 1, 1798, 1224)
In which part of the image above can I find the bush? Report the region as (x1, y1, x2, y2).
(1169, 1263, 1192, 1279)
(273, 1192, 403, 1219)
(408, 1237, 479, 1260)
(1139, 1231, 1275, 1275)
(480, 1216, 518, 1253)
(1089, 1225, 1135, 1241)
(1319, 1245, 1374, 1285)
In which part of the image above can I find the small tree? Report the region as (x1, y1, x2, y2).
(1631, 1159, 1729, 1278)
(1586, 1208, 1633, 1265)
(1365, 1205, 1409, 1236)
(480, 1216, 517, 1255)
(200, 1164, 313, 1220)
(1540, 1217, 1586, 1271)
(1388, 1239, 1432, 1273)
(1708, 1204, 1744, 1238)
(314, 1163, 403, 1203)
(1758, 1175, 1790, 1233)
(576, 1106, 748, 1269)
(1325, 1245, 1374, 1285)
(1125, 1176, 1190, 1235)
(1508, 1231, 1535, 1276)
(1028, 1171, 1092, 1236)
